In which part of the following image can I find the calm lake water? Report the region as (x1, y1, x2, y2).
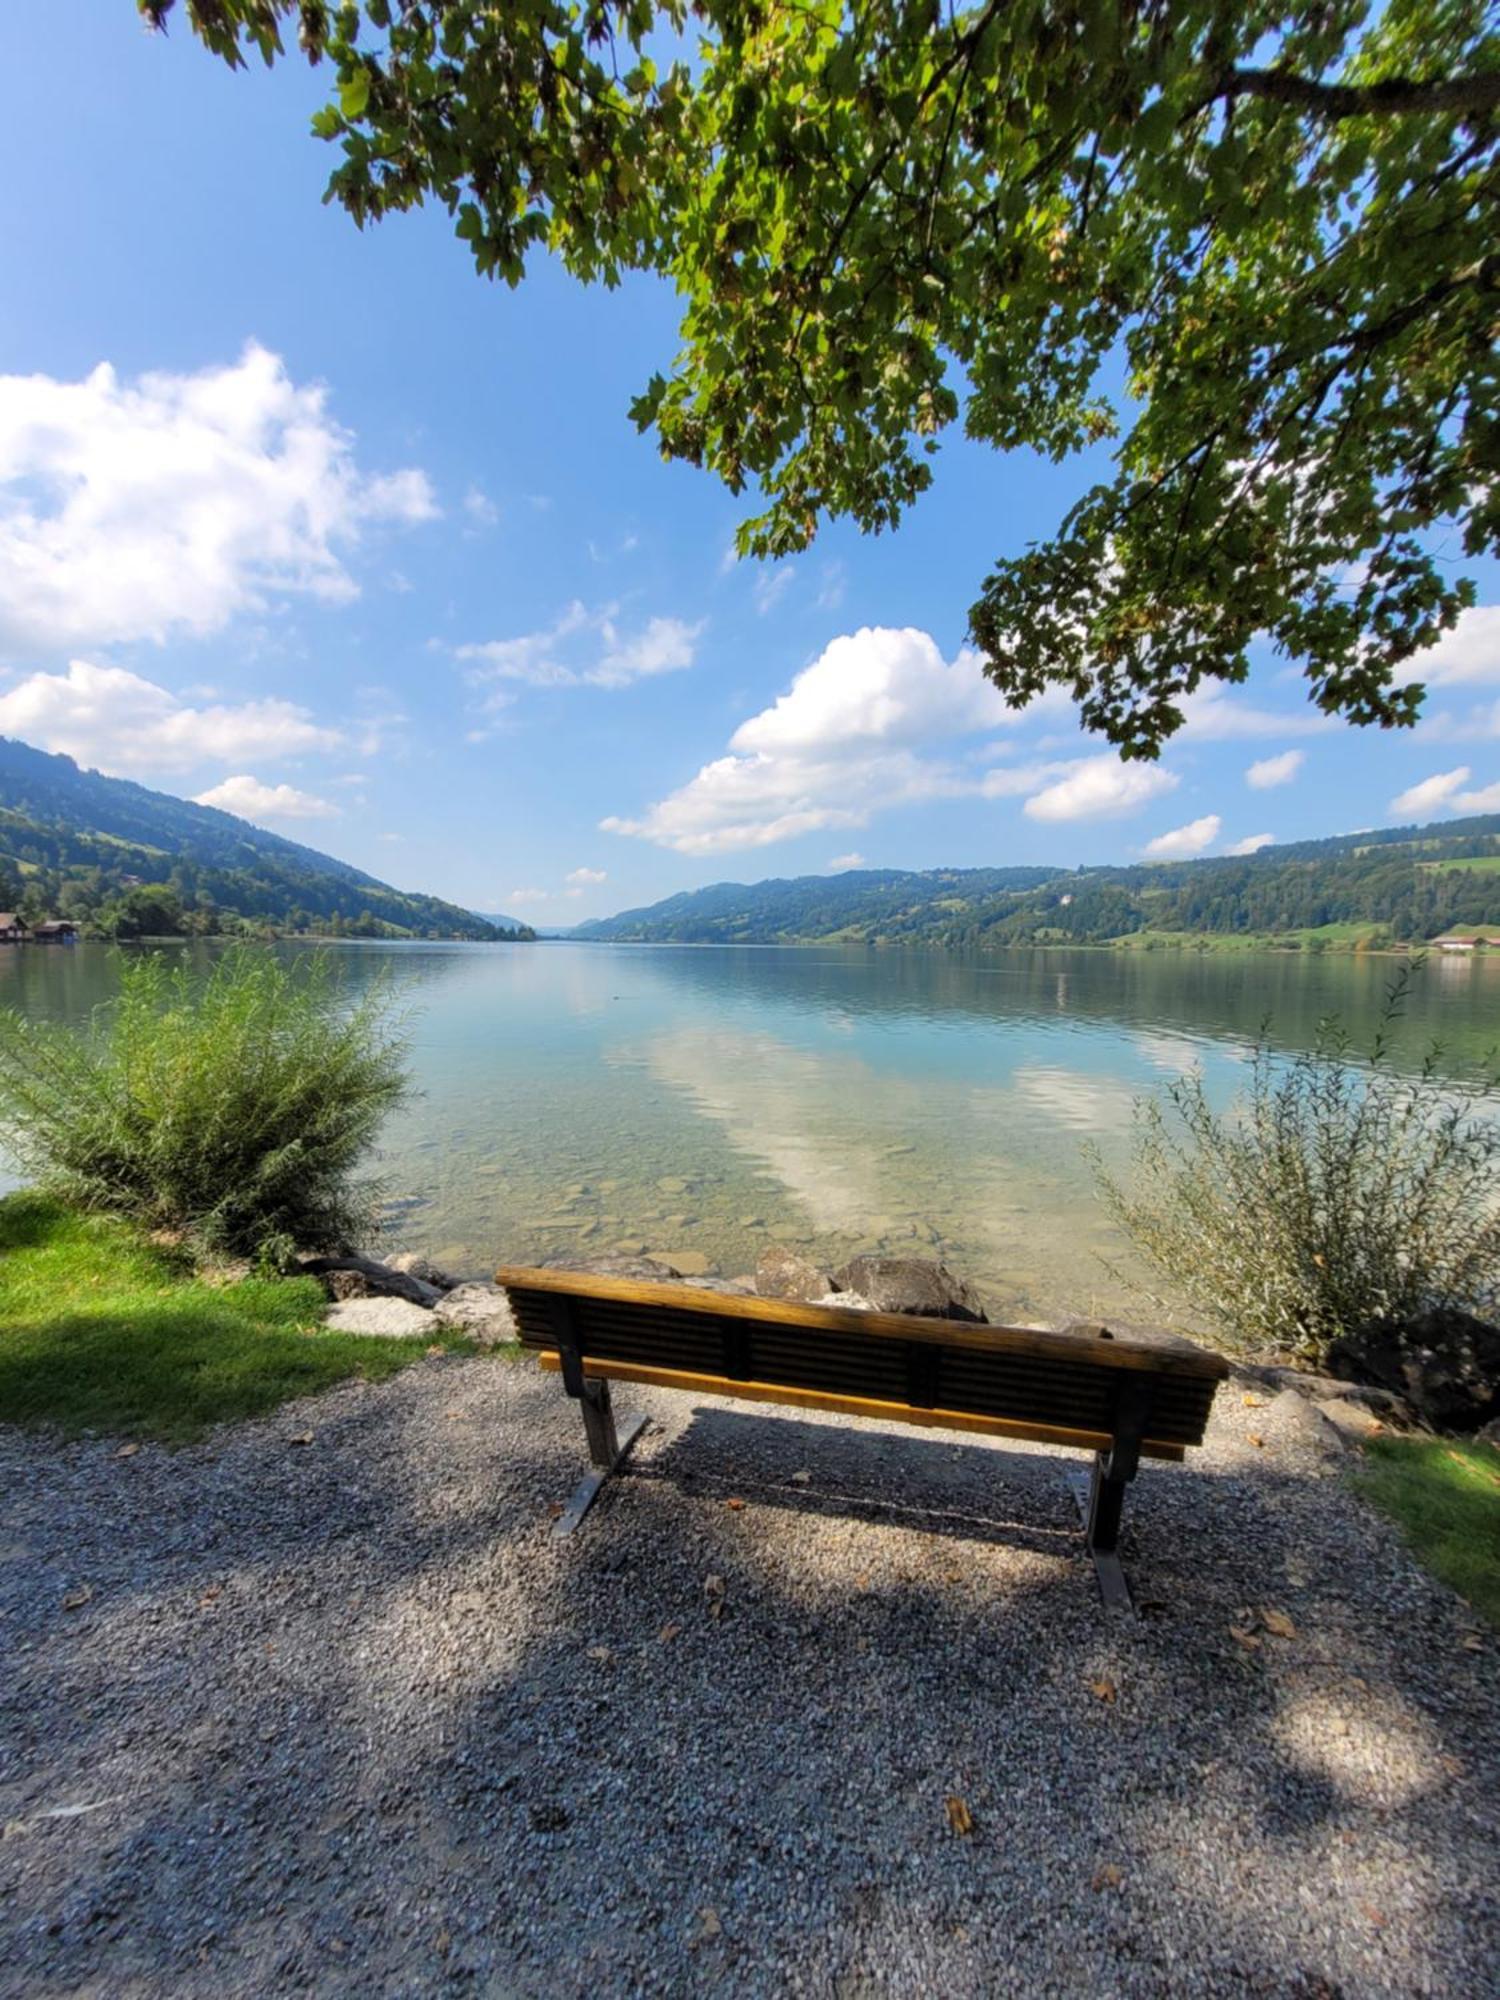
(2, 940, 1497, 1325)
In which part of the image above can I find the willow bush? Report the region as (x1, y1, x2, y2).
(0, 947, 409, 1262)
(1097, 970, 1500, 1365)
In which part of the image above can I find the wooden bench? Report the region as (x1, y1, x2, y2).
(497, 1265, 1230, 1608)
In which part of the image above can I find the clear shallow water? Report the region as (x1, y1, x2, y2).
(2, 940, 1496, 1325)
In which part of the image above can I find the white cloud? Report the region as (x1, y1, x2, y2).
(457, 602, 702, 700)
(1023, 755, 1178, 823)
(1142, 814, 1222, 860)
(816, 562, 847, 612)
(827, 852, 866, 871)
(1390, 768, 1471, 817)
(602, 626, 1178, 855)
(752, 565, 796, 617)
(1178, 686, 1335, 742)
(508, 888, 551, 905)
(0, 658, 341, 776)
(0, 343, 436, 654)
(1452, 778, 1500, 812)
(463, 484, 498, 528)
(1410, 604, 1500, 687)
(566, 867, 607, 886)
(1246, 749, 1305, 790)
(193, 774, 339, 823)
(1228, 833, 1276, 855)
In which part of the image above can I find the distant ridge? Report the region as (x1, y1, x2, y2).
(574, 818, 1500, 948)
(0, 737, 531, 941)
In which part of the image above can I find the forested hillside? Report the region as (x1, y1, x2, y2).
(576, 818, 1500, 948)
(0, 738, 530, 941)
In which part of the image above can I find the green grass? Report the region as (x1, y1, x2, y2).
(1355, 1436, 1500, 1628)
(1420, 855, 1500, 875)
(0, 1191, 468, 1442)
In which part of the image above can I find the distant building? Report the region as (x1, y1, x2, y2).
(33, 919, 79, 943)
(1432, 932, 1500, 952)
(0, 913, 31, 943)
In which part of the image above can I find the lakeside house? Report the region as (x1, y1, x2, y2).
(32, 920, 79, 943)
(1432, 931, 1500, 952)
(0, 913, 31, 943)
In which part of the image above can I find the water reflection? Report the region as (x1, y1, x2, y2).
(1, 938, 1495, 1325)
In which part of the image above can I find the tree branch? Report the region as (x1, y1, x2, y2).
(1216, 65, 1500, 122)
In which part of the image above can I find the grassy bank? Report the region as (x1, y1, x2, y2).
(1356, 1436, 1500, 1629)
(0, 1192, 464, 1442)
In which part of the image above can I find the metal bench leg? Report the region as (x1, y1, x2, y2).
(1083, 1449, 1135, 1615)
(547, 1295, 647, 1538)
(554, 1379, 648, 1539)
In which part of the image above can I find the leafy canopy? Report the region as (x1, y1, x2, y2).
(144, 2, 1499, 755)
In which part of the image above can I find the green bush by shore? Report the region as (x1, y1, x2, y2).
(0, 1192, 464, 1442)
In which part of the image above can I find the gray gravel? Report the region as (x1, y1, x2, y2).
(2, 1355, 1497, 1998)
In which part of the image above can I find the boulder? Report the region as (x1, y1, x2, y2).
(831, 1255, 988, 1323)
(433, 1282, 518, 1345)
(325, 1297, 435, 1340)
(541, 1254, 683, 1281)
(387, 1251, 462, 1292)
(1328, 1307, 1500, 1434)
(756, 1244, 837, 1303)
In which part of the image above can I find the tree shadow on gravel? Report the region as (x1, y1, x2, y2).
(3, 1365, 1497, 1998)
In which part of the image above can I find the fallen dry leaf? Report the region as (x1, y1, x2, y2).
(114, 1442, 140, 1459)
(725, 1497, 746, 1512)
(703, 1574, 725, 1598)
(658, 1622, 682, 1644)
(695, 1907, 722, 1942)
(586, 1645, 612, 1663)
(1090, 1677, 1117, 1704)
(1461, 1634, 1483, 1652)
(61, 1586, 92, 1612)
(945, 1794, 974, 1836)
(1228, 1624, 1262, 1652)
(288, 1431, 314, 1447)
(198, 1584, 223, 1609)
(790, 1469, 811, 1485)
(1362, 1904, 1388, 1928)
(1247, 1433, 1266, 1449)
(547, 1502, 565, 1520)
(1092, 1863, 1124, 1892)
(854, 1573, 870, 1592)
(425, 1344, 446, 1358)
(1260, 1607, 1297, 1640)
(1242, 1392, 1267, 1408)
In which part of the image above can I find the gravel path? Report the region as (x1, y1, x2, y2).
(2, 1353, 1496, 1998)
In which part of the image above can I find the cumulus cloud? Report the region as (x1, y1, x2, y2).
(602, 627, 1179, 854)
(1228, 833, 1276, 856)
(566, 867, 607, 885)
(0, 659, 342, 776)
(457, 602, 702, 701)
(1142, 814, 1222, 859)
(1390, 768, 1473, 817)
(601, 627, 1025, 855)
(827, 852, 866, 871)
(1410, 604, 1500, 687)
(0, 343, 436, 654)
(1246, 750, 1305, 789)
(1452, 778, 1500, 812)
(193, 774, 339, 823)
(1023, 756, 1178, 823)
(1177, 686, 1335, 741)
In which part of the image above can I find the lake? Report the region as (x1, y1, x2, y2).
(2, 940, 1496, 1325)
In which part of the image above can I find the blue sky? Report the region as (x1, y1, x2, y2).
(1, 5, 1497, 925)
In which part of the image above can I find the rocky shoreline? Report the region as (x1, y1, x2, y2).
(304, 1243, 1500, 1447)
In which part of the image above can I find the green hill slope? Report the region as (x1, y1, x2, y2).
(0, 738, 530, 942)
(575, 818, 1500, 949)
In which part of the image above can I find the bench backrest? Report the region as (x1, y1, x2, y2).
(498, 1266, 1230, 1462)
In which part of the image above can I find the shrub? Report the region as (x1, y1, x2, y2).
(1095, 967, 1500, 1364)
(0, 946, 409, 1260)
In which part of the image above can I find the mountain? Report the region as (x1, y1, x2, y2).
(574, 818, 1500, 948)
(0, 738, 533, 942)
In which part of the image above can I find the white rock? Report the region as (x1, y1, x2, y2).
(325, 1297, 436, 1340)
(433, 1282, 518, 1345)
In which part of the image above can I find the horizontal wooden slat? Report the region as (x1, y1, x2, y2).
(498, 1266, 1230, 1380)
(534, 1352, 1187, 1462)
